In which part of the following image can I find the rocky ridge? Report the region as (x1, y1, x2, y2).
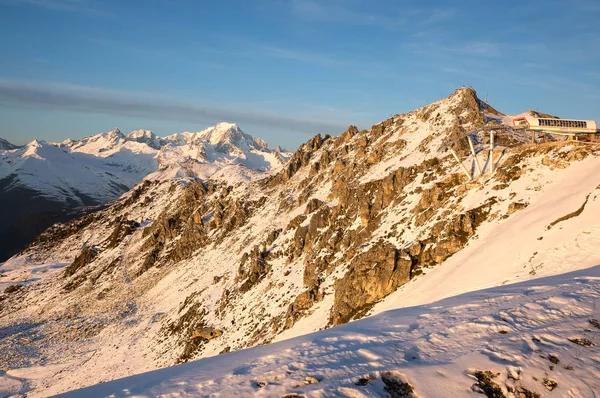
(1, 88, 599, 396)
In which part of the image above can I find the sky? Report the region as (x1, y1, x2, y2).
(0, 0, 598, 150)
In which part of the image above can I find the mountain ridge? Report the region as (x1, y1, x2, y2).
(0, 136, 20, 150)
(1, 88, 599, 397)
(0, 123, 289, 261)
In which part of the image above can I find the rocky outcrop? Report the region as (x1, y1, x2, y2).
(281, 134, 329, 182)
(63, 246, 98, 278)
(284, 286, 323, 329)
(105, 219, 139, 248)
(238, 246, 271, 293)
(331, 242, 411, 325)
(164, 301, 223, 363)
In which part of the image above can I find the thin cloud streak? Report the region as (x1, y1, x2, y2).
(288, 0, 454, 30)
(2, 0, 109, 15)
(0, 80, 349, 134)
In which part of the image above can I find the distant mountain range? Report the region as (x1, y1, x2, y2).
(0, 123, 290, 261)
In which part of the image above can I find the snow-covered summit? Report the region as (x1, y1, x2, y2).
(196, 122, 268, 150)
(150, 123, 291, 181)
(126, 129, 164, 149)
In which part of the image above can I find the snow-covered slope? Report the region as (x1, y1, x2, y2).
(0, 137, 155, 205)
(55, 266, 600, 397)
(1, 88, 599, 397)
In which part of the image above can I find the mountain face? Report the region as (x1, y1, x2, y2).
(153, 122, 291, 181)
(1, 88, 599, 396)
(0, 137, 19, 150)
(0, 124, 287, 261)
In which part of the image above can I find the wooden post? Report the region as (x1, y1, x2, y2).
(467, 135, 482, 176)
(488, 132, 494, 175)
(531, 130, 535, 144)
(450, 148, 472, 180)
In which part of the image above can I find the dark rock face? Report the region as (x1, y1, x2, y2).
(238, 246, 271, 293)
(281, 134, 329, 182)
(163, 301, 222, 363)
(3, 284, 23, 294)
(381, 371, 416, 398)
(64, 246, 98, 278)
(330, 242, 411, 325)
(470, 370, 505, 398)
(106, 219, 139, 248)
(137, 182, 212, 277)
(507, 201, 528, 215)
(284, 286, 323, 329)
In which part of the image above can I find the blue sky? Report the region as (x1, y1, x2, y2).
(0, 0, 598, 149)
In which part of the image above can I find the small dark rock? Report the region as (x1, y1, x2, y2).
(3, 284, 23, 294)
(568, 337, 594, 347)
(543, 378, 557, 391)
(589, 319, 600, 329)
(517, 387, 541, 398)
(381, 371, 415, 398)
(356, 375, 374, 386)
(470, 370, 505, 398)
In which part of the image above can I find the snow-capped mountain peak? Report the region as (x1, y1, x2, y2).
(127, 129, 153, 140)
(126, 129, 163, 149)
(151, 123, 291, 181)
(194, 122, 266, 150)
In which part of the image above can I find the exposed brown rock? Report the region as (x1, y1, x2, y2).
(64, 246, 98, 278)
(330, 242, 411, 325)
(507, 201, 528, 215)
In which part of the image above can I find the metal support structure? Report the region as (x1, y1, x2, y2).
(467, 135, 482, 176)
(450, 148, 472, 180)
(488, 132, 494, 175)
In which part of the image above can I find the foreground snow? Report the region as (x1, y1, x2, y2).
(52, 265, 600, 397)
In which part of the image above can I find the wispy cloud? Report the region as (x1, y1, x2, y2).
(424, 8, 455, 23)
(409, 40, 502, 58)
(253, 43, 345, 69)
(1, 0, 108, 15)
(0, 80, 349, 134)
(287, 0, 454, 30)
(571, 0, 600, 12)
(224, 38, 405, 81)
(289, 0, 402, 28)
